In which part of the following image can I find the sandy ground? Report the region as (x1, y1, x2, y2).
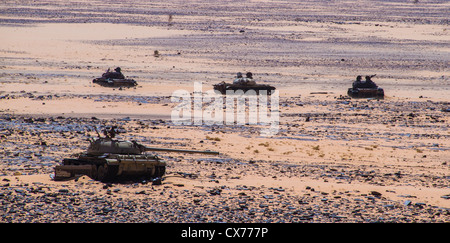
(0, 0, 449, 223)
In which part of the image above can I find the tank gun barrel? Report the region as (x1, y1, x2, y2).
(142, 146, 219, 155)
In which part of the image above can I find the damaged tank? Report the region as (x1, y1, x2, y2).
(92, 77, 137, 87)
(213, 72, 276, 95)
(54, 128, 219, 182)
(347, 75, 384, 99)
(92, 67, 138, 87)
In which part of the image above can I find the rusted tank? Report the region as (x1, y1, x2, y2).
(347, 75, 384, 99)
(213, 72, 276, 95)
(92, 67, 137, 87)
(213, 82, 276, 95)
(92, 77, 137, 87)
(54, 129, 219, 182)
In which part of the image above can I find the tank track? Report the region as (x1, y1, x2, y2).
(61, 158, 165, 182)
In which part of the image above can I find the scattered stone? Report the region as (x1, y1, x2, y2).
(207, 188, 221, 196)
(370, 191, 382, 198)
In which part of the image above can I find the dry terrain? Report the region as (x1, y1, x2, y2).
(0, 0, 449, 223)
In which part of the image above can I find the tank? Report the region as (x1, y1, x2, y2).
(92, 77, 137, 87)
(92, 68, 138, 87)
(213, 82, 276, 95)
(53, 129, 219, 182)
(213, 73, 276, 95)
(347, 75, 384, 99)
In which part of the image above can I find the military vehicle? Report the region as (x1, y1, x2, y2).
(54, 127, 219, 182)
(213, 72, 276, 95)
(92, 67, 137, 87)
(92, 77, 137, 87)
(347, 75, 384, 99)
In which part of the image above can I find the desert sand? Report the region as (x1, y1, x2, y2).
(0, 0, 449, 223)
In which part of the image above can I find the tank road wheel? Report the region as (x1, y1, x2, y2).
(97, 164, 107, 182)
(96, 164, 119, 182)
(90, 165, 98, 180)
(106, 165, 118, 180)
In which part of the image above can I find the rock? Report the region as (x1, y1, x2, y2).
(136, 190, 146, 195)
(414, 202, 426, 209)
(208, 188, 221, 195)
(370, 191, 382, 198)
(152, 177, 162, 185)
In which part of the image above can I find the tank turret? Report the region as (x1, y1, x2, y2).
(85, 137, 219, 156)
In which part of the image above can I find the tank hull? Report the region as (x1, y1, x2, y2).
(92, 77, 137, 87)
(347, 87, 384, 99)
(54, 154, 166, 181)
(213, 83, 276, 95)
